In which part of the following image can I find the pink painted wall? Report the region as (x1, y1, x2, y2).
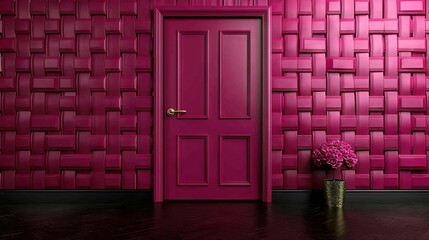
(0, 0, 428, 190)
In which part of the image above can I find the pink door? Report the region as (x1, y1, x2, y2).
(164, 18, 262, 200)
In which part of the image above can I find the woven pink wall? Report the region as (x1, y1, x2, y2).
(275, 0, 429, 190)
(0, 0, 428, 190)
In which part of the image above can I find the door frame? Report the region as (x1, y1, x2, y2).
(154, 7, 272, 202)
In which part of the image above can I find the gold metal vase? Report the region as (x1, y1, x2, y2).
(324, 180, 346, 208)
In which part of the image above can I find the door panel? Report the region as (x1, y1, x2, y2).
(219, 135, 251, 186)
(177, 135, 209, 186)
(220, 31, 251, 119)
(178, 32, 209, 119)
(164, 18, 262, 200)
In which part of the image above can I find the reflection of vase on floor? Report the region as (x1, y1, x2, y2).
(326, 207, 346, 238)
(324, 179, 346, 208)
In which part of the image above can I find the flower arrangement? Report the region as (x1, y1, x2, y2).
(312, 140, 358, 171)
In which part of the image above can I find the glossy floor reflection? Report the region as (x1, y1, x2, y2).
(1, 201, 429, 239)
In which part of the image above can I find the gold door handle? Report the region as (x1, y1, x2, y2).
(166, 108, 187, 116)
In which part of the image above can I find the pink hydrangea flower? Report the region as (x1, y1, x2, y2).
(312, 140, 358, 169)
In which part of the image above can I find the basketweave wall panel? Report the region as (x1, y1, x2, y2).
(0, 0, 428, 190)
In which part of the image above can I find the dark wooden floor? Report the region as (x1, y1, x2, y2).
(1, 200, 429, 240)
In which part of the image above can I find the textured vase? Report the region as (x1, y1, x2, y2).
(324, 180, 346, 208)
